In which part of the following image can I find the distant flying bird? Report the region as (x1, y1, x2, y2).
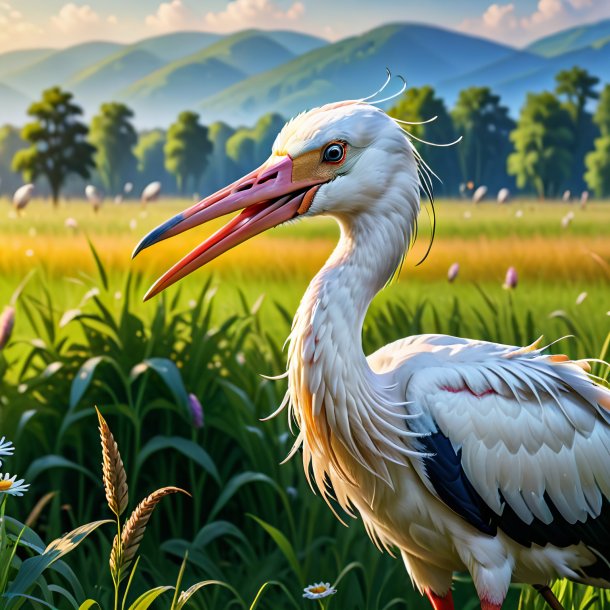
(141, 181, 161, 206)
(472, 185, 487, 203)
(134, 98, 610, 610)
(497, 188, 510, 204)
(85, 185, 103, 213)
(13, 184, 34, 213)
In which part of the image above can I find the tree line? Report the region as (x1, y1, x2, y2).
(0, 66, 609, 204)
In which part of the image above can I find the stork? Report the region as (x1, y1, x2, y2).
(133, 98, 610, 610)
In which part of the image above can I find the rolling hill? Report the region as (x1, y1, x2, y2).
(2, 41, 123, 98)
(0, 48, 54, 80)
(527, 18, 610, 57)
(0, 83, 31, 125)
(198, 23, 516, 124)
(438, 38, 610, 113)
(0, 20, 608, 128)
(120, 30, 316, 125)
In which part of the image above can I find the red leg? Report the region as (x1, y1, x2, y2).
(425, 588, 454, 610)
(481, 600, 503, 610)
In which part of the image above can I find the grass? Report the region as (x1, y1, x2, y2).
(0, 196, 609, 609)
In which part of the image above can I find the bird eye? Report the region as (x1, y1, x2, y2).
(323, 142, 345, 164)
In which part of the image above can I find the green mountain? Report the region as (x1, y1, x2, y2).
(438, 39, 610, 115)
(0, 83, 30, 125)
(260, 30, 326, 55)
(3, 41, 123, 98)
(121, 30, 303, 125)
(0, 48, 54, 80)
(527, 18, 610, 57)
(70, 49, 165, 106)
(199, 23, 515, 124)
(127, 31, 223, 62)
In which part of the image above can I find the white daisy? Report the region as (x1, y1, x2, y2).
(0, 473, 30, 496)
(0, 437, 15, 459)
(303, 582, 337, 600)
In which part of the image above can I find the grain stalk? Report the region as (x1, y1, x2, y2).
(96, 406, 189, 610)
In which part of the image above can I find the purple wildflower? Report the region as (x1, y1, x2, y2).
(188, 393, 204, 429)
(503, 267, 518, 289)
(0, 306, 15, 350)
(447, 262, 459, 283)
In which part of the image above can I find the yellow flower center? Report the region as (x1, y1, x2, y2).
(310, 586, 327, 594)
(0, 480, 12, 491)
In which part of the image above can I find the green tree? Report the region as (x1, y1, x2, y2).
(0, 125, 26, 196)
(164, 111, 212, 194)
(585, 84, 610, 196)
(389, 86, 460, 195)
(555, 66, 600, 191)
(89, 102, 138, 194)
(226, 113, 285, 174)
(201, 121, 237, 196)
(508, 91, 574, 198)
(12, 87, 95, 206)
(452, 87, 514, 189)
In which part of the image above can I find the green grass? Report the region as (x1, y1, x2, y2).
(0, 198, 609, 609)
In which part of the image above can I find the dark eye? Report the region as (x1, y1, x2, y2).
(323, 142, 345, 164)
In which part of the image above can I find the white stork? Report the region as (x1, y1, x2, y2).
(133, 99, 610, 610)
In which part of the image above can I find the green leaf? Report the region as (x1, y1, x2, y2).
(79, 601, 102, 610)
(131, 358, 189, 411)
(208, 472, 278, 521)
(5, 520, 112, 609)
(127, 586, 173, 610)
(136, 436, 220, 484)
(70, 355, 122, 408)
(25, 455, 98, 485)
(86, 237, 108, 291)
(248, 515, 302, 584)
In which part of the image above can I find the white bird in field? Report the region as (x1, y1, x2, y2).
(141, 181, 161, 206)
(472, 185, 487, 203)
(133, 98, 610, 610)
(13, 184, 34, 213)
(85, 185, 103, 213)
(497, 188, 510, 204)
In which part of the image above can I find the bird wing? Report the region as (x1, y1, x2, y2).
(369, 335, 610, 554)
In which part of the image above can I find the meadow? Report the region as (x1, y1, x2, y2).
(0, 196, 609, 610)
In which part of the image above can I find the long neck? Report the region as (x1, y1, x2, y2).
(286, 207, 422, 500)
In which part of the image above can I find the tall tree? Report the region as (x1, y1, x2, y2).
(135, 130, 172, 190)
(555, 66, 600, 191)
(12, 87, 95, 206)
(201, 121, 237, 196)
(452, 87, 514, 190)
(226, 113, 284, 174)
(0, 125, 26, 196)
(164, 111, 212, 195)
(585, 84, 610, 197)
(508, 91, 574, 198)
(389, 86, 460, 195)
(89, 102, 138, 194)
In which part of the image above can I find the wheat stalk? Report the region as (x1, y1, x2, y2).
(111, 486, 189, 580)
(96, 407, 128, 518)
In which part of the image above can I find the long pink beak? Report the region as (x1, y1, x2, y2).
(133, 156, 325, 300)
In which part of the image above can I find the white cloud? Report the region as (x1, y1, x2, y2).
(0, 2, 42, 50)
(203, 0, 305, 32)
(145, 0, 196, 31)
(459, 0, 610, 46)
(51, 3, 100, 32)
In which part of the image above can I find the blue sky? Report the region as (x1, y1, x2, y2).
(1, 0, 610, 53)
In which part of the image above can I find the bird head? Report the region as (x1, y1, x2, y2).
(133, 100, 422, 300)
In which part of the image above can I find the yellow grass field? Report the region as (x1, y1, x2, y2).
(0, 198, 609, 285)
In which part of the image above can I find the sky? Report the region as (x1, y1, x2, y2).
(1, 0, 610, 53)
